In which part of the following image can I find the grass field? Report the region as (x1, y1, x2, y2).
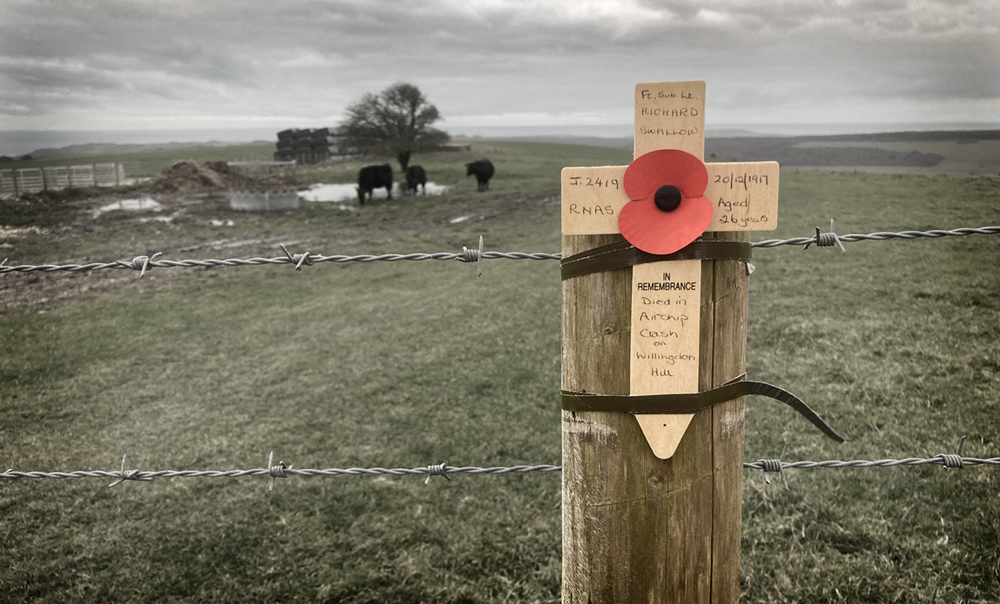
(1, 142, 999, 603)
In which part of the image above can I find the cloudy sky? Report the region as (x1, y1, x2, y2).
(1, 0, 998, 143)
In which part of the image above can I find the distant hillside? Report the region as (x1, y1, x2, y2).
(452, 134, 633, 149)
(812, 130, 1000, 144)
(706, 130, 1000, 174)
(705, 136, 945, 168)
(451, 129, 762, 150)
(23, 140, 273, 160)
(456, 130, 999, 175)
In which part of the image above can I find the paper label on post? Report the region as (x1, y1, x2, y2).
(706, 162, 780, 232)
(560, 166, 629, 235)
(630, 260, 701, 459)
(635, 81, 706, 160)
(630, 260, 701, 394)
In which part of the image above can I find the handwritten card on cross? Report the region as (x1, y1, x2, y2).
(561, 81, 780, 459)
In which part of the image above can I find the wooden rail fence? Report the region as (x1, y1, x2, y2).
(0, 162, 139, 197)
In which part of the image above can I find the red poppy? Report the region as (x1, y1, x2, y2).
(618, 149, 713, 255)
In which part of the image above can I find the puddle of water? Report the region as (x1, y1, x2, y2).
(93, 196, 163, 217)
(0, 225, 45, 238)
(299, 182, 447, 203)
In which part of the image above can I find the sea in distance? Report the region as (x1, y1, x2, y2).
(2, 122, 999, 157)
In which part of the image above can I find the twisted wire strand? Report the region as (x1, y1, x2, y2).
(0, 251, 561, 275)
(3, 458, 997, 485)
(743, 457, 1000, 470)
(0, 464, 563, 483)
(2, 225, 998, 275)
(752, 226, 1000, 249)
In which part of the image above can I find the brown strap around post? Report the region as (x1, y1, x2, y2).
(560, 238, 751, 280)
(562, 375, 845, 443)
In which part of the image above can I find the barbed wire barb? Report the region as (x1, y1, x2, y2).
(267, 451, 290, 491)
(108, 452, 152, 487)
(122, 252, 162, 278)
(460, 236, 484, 277)
(938, 435, 967, 470)
(425, 463, 451, 485)
(279, 244, 313, 271)
(802, 219, 846, 254)
(758, 444, 790, 490)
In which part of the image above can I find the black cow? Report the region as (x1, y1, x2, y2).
(405, 165, 427, 195)
(356, 164, 393, 205)
(465, 159, 494, 192)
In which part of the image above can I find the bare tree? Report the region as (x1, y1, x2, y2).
(340, 83, 450, 174)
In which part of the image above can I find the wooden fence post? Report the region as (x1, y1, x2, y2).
(561, 229, 747, 603)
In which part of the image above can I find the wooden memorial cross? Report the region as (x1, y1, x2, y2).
(561, 81, 779, 603)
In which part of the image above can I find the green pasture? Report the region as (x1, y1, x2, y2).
(1, 141, 999, 603)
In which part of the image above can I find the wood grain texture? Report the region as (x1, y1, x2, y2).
(709, 230, 749, 603)
(561, 230, 747, 603)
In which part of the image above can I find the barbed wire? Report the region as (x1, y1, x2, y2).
(0, 453, 562, 490)
(0, 236, 556, 277)
(745, 437, 992, 490)
(2, 224, 998, 277)
(751, 224, 1000, 250)
(3, 446, 997, 491)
